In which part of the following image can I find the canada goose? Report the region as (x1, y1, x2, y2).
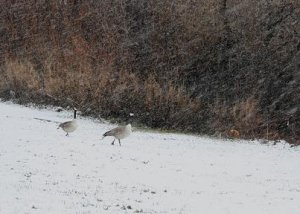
(102, 124, 132, 146)
(57, 108, 78, 136)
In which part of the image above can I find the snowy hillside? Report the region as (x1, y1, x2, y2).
(0, 101, 299, 214)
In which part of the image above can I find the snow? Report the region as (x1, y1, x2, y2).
(0, 101, 299, 214)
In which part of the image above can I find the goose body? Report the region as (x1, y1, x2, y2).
(58, 108, 78, 136)
(102, 124, 132, 146)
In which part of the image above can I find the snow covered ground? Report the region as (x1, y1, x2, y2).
(0, 101, 299, 214)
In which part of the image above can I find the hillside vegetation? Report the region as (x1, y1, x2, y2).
(0, 0, 299, 144)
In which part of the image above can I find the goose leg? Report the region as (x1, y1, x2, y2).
(66, 133, 69, 136)
(111, 139, 115, 145)
(118, 139, 121, 146)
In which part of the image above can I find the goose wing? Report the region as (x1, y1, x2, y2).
(103, 126, 124, 137)
(58, 120, 73, 128)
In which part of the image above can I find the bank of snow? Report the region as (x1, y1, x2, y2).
(0, 101, 299, 214)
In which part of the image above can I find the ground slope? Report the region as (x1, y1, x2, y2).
(0, 101, 299, 214)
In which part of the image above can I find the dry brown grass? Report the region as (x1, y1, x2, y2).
(210, 97, 274, 140)
(143, 75, 202, 129)
(0, 58, 292, 142)
(230, 97, 263, 135)
(0, 58, 202, 131)
(1, 60, 40, 95)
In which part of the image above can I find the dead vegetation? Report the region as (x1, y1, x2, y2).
(0, 0, 299, 144)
